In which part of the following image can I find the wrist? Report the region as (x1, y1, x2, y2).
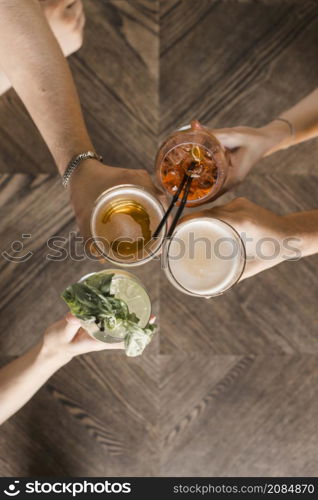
(279, 213, 310, 261)
(37, 339, 72, 369)
(259, 120, 292, 157)
(68, 158, 106, 189)
(283, 212, 318, 259)
(56, 137, 95, 175)
(63, 152, 103, 188)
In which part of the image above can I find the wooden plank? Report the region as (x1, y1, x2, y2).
(160, 0, 318, 354)
(161, 354, 318, 476)
(160, 0, 217, 55)
(0, 174, 160, 476)
(0, 352, 159, 476)
(160, 0, 318, 134)
(160, 164, 318, 354)
(0, 0, 318, 477)
(0, 0, 159, 174)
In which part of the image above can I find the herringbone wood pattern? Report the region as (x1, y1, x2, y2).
(0, 0, 318, 476)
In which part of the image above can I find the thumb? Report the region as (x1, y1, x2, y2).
(203, 201, 237, 221)
(63, 312, 82, 340)
(190, 119, 204, 130)
(210, 128, 242, 150)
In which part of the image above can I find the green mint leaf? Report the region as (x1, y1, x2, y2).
(124, 322, 156, 357)
(85, 272, 114, 295)
(61, 273, 157, 357)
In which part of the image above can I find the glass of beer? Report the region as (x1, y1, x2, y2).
(156, 121, 229, 206)
(90, 184, 166, 266)
(162, 217, 245, 297)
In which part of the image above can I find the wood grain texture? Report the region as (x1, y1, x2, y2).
(0, 175, 160, 476)
(0, 0, 158, 175)
(160, 354, 318, 476)
(160, 0, 318, 355)
(0, 0, 318, 477)
(160, 0, 318, 133)
(160, 169, 318, 355)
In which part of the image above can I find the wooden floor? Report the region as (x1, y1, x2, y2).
(0, 0, 318, 477)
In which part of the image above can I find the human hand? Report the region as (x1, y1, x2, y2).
(41, 0, 85, 56)
(0, 312, 123, 425)
(68, 159, 165, 243)
(193, 119, 291, 193)
(180, 197, 300, 280)
(42, 313, 124, 365)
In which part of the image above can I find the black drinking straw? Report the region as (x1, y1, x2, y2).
(152, 172, 189, 239)
(166, 173, 193, 238)
(152, 162, 196, 239)
(152, 161, 197, 238)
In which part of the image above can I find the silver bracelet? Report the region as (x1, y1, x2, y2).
(62, 151, 103, 188)
(273, 117, 295, 139)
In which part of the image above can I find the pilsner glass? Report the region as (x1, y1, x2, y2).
(163, 217, 246, 298)
(90, 184, 166, 266)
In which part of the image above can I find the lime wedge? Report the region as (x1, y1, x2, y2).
(110, 275, 151, 328)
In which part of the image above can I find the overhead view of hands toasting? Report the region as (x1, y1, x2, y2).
(0, 0, 318, 424)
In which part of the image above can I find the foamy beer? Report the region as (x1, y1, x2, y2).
(90, 184, 167, 266)
(163, 217, 246, 297)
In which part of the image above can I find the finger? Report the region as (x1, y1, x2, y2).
(63, 0, 79, 9)
(76, 11, 86, 31)
(39, 0, 59, 5)
(95, 341, 125, 351)
(66, 1, 78, 8)
(74, 328, 125, 352)
(191, 203, 236, 223)
(206, 199, 248, 226)
(158, 192, 170, 211)
(135, 172, 166, 205)
(39, 0, 60, 11)
(209, 129, 242, 149)
(207, 207, 230, 219)
(65, 0, 83, 19)
(63, 313, 82, 339)
(49, 0, 77, 9)
(71, 327, 98, 349)
(65, 312, 81, 325)
(207, 202, 237, 217)
(45, 314, 80, 341)
(190, 119, 204, 130)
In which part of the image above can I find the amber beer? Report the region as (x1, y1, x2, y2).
(156, 122, 229, 206)
(90, 185, 166, 266)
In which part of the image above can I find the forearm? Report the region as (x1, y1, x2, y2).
(0, 0, 93, 174)
(263, 89, 318, 156)
(0, 340, 68, 425)
(284, 209, 318, 258)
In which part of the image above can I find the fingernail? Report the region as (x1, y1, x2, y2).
(191, 119, 202, 130)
